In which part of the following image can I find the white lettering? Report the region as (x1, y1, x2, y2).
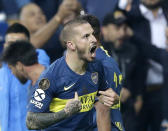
(30, 99, 43, 109)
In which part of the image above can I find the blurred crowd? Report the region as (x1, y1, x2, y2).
(0, 0, 168, 131)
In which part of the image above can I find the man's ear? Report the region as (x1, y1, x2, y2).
(67, 41, 76, 50)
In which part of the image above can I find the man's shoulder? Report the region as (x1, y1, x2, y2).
(33, 58, 66, 94)
(96, 47, 118, 67)
(96, 46, 110, 59)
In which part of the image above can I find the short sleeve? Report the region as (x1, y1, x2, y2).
(27, 70, 56, 113)
(103, 57, 123, 94)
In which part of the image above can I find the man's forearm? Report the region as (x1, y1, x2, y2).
(26, 96, 81, 130)
(30, 0, 80, 48)
(31, 15, 62, 48)
(26, 110, 68, 130)
(95, 102, 111, 131)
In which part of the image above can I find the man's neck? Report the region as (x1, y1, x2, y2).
(27, 64, 45, 86)
(66, 51, 87, 75)
(140, 4, 161, 18)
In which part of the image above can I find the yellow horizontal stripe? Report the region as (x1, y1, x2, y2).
(50, 91, 97, 112)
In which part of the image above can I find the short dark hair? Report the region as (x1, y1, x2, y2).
(1, 41, 38, 66)
(78, 14, 101, 41)
(6, 23, 30, 40)
(60, 18, 88, 48)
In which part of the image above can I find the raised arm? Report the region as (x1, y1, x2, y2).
(30, 0, 81, 48)
(26, 92, 81, 130)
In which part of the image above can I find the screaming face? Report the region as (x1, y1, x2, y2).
(73, 23, 97, 62)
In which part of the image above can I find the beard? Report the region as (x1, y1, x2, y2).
(77, 49, 88, 62)
(141, 0, 164, 9)
(76, 47, 92, 63)
(17, 76, 28, 84)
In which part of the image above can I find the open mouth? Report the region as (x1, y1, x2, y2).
(90, 45, 97, 54)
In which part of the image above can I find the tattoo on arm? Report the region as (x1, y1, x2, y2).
(26, 110, 67, 130)
(26, 100, 81, 130)
(64, 99, 82, 117)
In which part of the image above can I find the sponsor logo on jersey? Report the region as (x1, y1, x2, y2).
(49, 91, 97, 113)
(34, 89, 45, 101)
(30, 99, 43, 109)
(64, 83, 75, 91)
(79, 92, 97, 112)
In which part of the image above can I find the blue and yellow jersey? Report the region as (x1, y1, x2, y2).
(94, 47, 125, 131)
(28, 56, 107, 131)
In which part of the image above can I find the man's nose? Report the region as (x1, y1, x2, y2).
(91, 34, 97, 43)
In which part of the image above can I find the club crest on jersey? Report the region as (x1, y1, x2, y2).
(91, 72, 98, 84)
(38, 78, 50, 90)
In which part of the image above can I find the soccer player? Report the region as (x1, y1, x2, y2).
(0, 23, 50, 131)
(80, 13, 168, 131)
(27, 18, 112, 130)
(1, 40, 81, 120)
(78, 14, 125, 131)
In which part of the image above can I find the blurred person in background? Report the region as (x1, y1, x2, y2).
(0, 23, 50, 131)
(1, 41, 82, 127)
(1, 41, 46, 101)
(19, 0, 81, 62)
(118, 0, 168, 130)
(78, 14, 125, 131)
(78, 0, 140, 25)
(32, 0, 62, 21)
(101, 10, 142, 131)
